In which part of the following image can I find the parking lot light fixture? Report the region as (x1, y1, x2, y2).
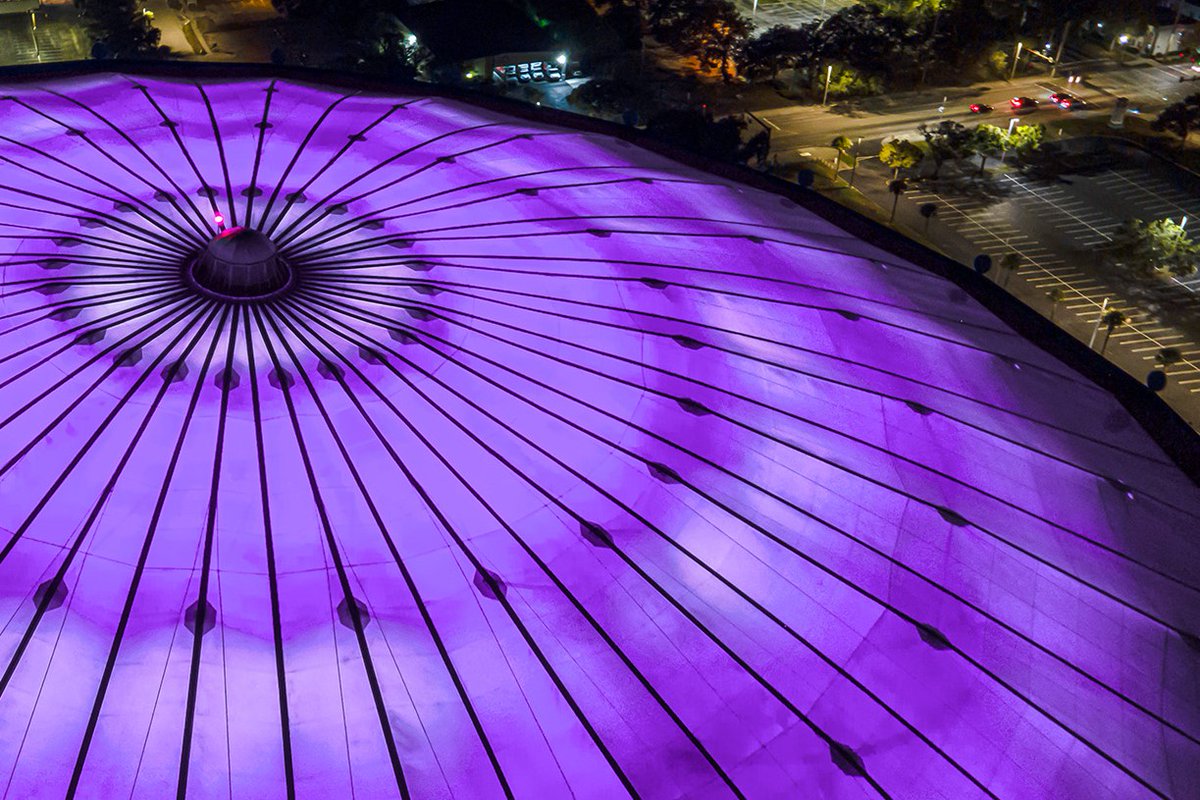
(556, 53, 567, 65)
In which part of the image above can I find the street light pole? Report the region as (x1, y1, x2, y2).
(849, 136, 862, 187)
(1088, 297, 1109, 349)
(1009, 41, 1023, 81)
(29, 10, 39, 61)
(1050, 20, 1071, 78)
(822, 64, 833, 106)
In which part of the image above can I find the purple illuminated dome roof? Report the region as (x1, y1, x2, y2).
(0, 71, 1198, 800)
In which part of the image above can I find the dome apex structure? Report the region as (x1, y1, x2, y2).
(0, 69, 1197, 800)
(188, 225, 292, 298)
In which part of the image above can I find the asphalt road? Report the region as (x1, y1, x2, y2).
(753, 59, 1200, 157)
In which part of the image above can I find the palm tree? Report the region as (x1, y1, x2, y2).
(888, 178, 908, 224)
(999, 251, 1021, 287)
(1155, 346, 1183, 372)
(1047, 287, 1065, 320)
(919, 202, 938, 234)
(1099, 309, 1128, 355)
(831, 135, 852, 182)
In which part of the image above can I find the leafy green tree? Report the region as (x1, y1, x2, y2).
(77, 0, 161, 58)
(919, 120, 974, 177)
(344, 12, 424, 78)
(737, 25, 816, 81)
(880, 137, 923, 179)
(650, 0, 749, 82)
(1152, 94, 1200, 148)
(1007, 123, 1045, 158)
(1108, 218, 1200, 277)
(1099, 309, 1128, 355)
(820, 3, 926, 87)
(972, 124, 1008, 175)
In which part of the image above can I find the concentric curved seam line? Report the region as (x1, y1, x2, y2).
(19, 89, 213, 244)
(250, 305, 411, 800)
(252, 91, 358, 234)
(303, 203, 1012, 341)
(317, 264, 1058, 381)
(291, 172, 710, 258)
(246, 305, 513, 800)
(258, 99, 421, 242)
(129, 83, 229, 236)
(336, 281, 1200, 600)
(321, 276, 1181, 488)
(65, 306, 233, 799)
(0, 123, 202, 249)
(0, 526, 87, 799)
(293, 288, 1186, 797)
(268, 118, 510, 247)
(0, 295, 203, 444)
(0, 284, 171, 326)
(0, 296, 213, 576)
(125, 487, 212, 800)
(242, 81, 276, 229)
(304, 285, 1200, 745)
(0, 302, 223, 705)
(0, 228, 187, 267)
(0, 263, 178, 283)
(295, 169, 710, 250)
(242, 313, 512, 800)
(174, 308, 238, 800)
(195, 84, 239, 229)
(297, 183, 1018, 340)
(321, 255, 1076, 388)
(0, 185, 193, 258)
(270, 302, 745, 800)
(240, 305, 296, 800)
(259, 305, 639, 800)
(2, 277, 182, 302)
(286, 290, 899, 800)
(0, 293, 193, 399)
(0, 289, 190, 369)
(306, 289, 1200, 746)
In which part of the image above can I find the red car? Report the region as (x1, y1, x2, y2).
(1010, 96, 1039, 109)
(969, 103, 992, 114)
(1049, 92, 1080, 109)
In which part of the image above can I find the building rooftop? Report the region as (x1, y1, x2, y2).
(0, 64, 1196, 800)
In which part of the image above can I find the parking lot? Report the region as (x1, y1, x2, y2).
(493, 58, 579, 86)
(731, 0, 856, 32)
(903, 153, 1200, 404)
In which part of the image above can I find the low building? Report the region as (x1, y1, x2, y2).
(398, 0, 564, 83)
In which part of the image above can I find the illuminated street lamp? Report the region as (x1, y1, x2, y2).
(406, 33, 418, 47)
(556, 53, 567, 65)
